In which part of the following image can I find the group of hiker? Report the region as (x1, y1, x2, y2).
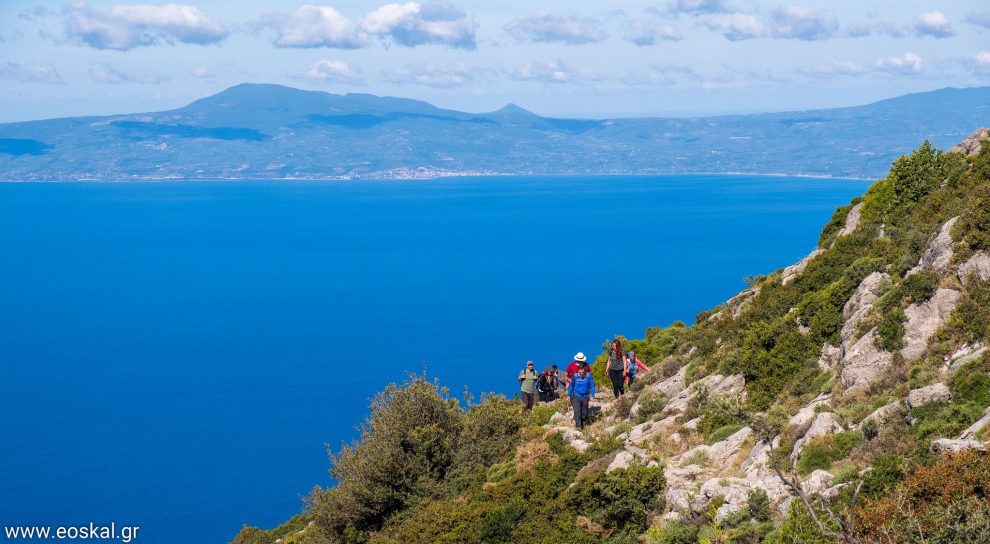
(517, 338, 650, 429)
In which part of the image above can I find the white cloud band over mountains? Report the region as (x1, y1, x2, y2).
(256, 2, 476, 50)
(63, 1, 228, 50)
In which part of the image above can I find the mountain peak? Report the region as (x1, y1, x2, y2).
(487, 103, 538, 119)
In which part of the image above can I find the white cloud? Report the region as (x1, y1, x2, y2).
(361, 2, 475, 48)
(258, 5, 365, 48)
(624, 20, 683, 45)
(974, 51, 990, 74)
(769, 7, 838, 40)
(258, 2, 475, 50)
(0, 60, 63, 84)
(658, 0, 735, 16)
(913, 11, 954, 38)
(509, 60, 601, 83)
(301, 60, 362, 83)
(698, 7, 838, 41)
(798, 60, 869, 76)
(189, 66, 214, 78)
(697, 12, 765, 40)
(382, 63, 472, 87)
(63, 1, 227, 51)
(89, 62, 168, 84)
(966, 12, 990, 30)
(504, 13, 607, 44)
(876, 52, 922, 74)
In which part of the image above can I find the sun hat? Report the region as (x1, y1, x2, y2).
(574, 352, 587, 362)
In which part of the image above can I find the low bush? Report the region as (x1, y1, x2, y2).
(564, 464, 666, 537)
(856, 449, 990, 542)
(644, 521, 698, 544)
(633, 391, 668, 423)
(705, 424, 745, 445)
(796, 431, 864, 475)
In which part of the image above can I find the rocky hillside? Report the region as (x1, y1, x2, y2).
(233, 130, 990, 544)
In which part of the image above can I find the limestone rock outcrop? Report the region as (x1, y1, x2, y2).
(792, 412, 843, 462)
(841, 330, 894, 391)
(905, 383, 951, 409)
(781, 249, 824, 286)
(836, 202, 864, 239)
(948, 127, 990, 156)
(958, 252, 990, 285)
(841, 271, 890, 342)
(910, 217, 958, 274)
(901, 288, 962, 361)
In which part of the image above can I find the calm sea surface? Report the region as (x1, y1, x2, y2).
(0, 176, 870, 543)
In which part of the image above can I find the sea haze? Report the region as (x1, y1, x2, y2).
(0, 175, 870, 543)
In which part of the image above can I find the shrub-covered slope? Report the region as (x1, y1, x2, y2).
(232, 130, 990, 544)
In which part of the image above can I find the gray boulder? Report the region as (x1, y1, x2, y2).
(782, 249, 824, 286)
(818, 343, 842, 371)
(664, 464, 706, 510)
(836, 202, 864, 239)
(841, 272, 891, 342)
(802, 470, 834, 496)
(960, 406, 990, 440)
(901, 288, 962, 361)
(792, 413, 843, 462)
(860, 400, 904, 430)
(906, 383, 951, 409)
(789, 394, 831, 428)
(606, 450, 636, 473)
(948, 128, 990, 156)
(841, 329, 894, 391)
(958, 251, 990, 285)
(652, 365, 687, 399)
(910, 217, 959, 274)
(943, 343, 988, 375)
(931, 438, 987, 452)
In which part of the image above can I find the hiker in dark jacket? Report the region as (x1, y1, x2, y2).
(607, 338, 626, 398)
(537, 368, 555, 402)
(519, 360, 538, 410)
(567, 365, 596, 429)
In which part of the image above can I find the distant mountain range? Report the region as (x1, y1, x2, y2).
(1, 84, 988, 181)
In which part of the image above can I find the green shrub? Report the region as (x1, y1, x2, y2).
(949, 359, 990, 407)
(528, 402, 558, 427)
(796, 431, 864, 475)
(859, 454, 906, 498)
(312, 377, 463, 540)
(477, 499, 526, 542)
(705, 424, 745, 445)
(486, 461, 514, 484)
(875, 306, 906, 351)
(901, 270, 939, 304)
(740, 321, 817, 410)
(564, 464, 666, 536)
(747, 488, 772, 522)
(455, 394, 524, 469)
(633, 391, 668, 423)
(644, 521, 698, 544)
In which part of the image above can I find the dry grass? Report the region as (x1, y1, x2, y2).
(514, 438, 558, 472)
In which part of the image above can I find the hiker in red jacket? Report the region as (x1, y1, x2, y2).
(565, 352, 588, 385)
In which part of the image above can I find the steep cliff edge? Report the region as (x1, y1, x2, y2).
(233, 130, 990, 544)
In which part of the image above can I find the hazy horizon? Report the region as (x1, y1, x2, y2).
(2, 1, 989, 122)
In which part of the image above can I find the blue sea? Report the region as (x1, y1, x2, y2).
(0, 175, 870, 543)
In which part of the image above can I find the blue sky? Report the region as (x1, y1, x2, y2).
(1, 0, 988, 121)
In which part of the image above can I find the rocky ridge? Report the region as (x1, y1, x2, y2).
(535, 128, 990, 525)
